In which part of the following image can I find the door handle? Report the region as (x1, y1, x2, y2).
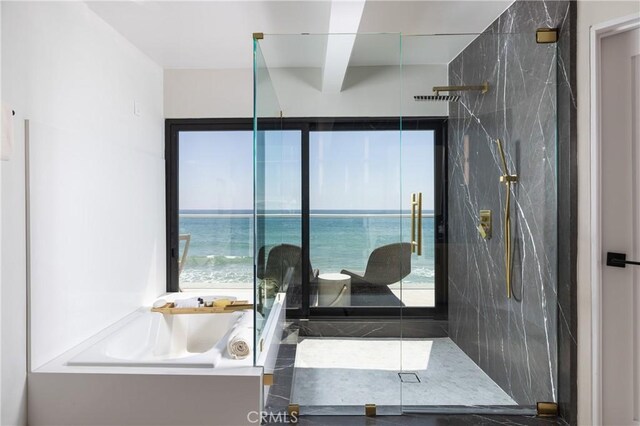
(606, 252, 640, 268)
(410, 192, 422, 256)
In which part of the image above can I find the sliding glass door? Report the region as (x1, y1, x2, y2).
(307, 122, 443, 313)
(308, 126, 402, 309)
(251, 116, 446, 318)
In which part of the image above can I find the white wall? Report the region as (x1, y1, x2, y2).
(0, 114, 26, 426)
(1, 1, 27, 423)
(165, 68, 253, 118)
(1, 2, 165, 422)
(0, 2, 3, 423)
(164, 65, 448, 118)
(576, 2, 640, 425)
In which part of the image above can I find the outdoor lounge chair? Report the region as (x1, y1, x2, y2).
(257, 244, 319, 307)
(340, 242, 412, 286)
(340, 242, 412, 307)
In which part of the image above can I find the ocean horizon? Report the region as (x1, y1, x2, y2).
(178, 210, 436, 289)
(179, 209, 436, 218)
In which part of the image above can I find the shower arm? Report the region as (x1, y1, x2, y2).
(496, 139, 518, 298)
(432, 82, 489, 96)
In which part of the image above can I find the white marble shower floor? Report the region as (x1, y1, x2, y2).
(291, 337, 516, 408)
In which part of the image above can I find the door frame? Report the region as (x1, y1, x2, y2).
(589, 13, 640, 425)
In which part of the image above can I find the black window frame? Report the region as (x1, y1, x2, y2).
(165, 117, 448, 319)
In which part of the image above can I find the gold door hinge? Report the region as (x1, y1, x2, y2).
(536, 401, 558, 417)
(288, 404, 300, 422)
(365, 403, 376, 417)
(263, 373, 274, 386)
(253, 32, 264, 40)
(536, 28, 558, 44)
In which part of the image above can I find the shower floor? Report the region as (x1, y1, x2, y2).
(291, 337, 516, 411)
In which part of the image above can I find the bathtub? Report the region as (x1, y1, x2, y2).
(68, 309, 250, 368)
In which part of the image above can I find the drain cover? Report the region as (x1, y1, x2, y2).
(398, 372, 420, 383)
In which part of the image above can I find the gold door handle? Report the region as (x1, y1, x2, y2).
(411, 193, 415, 254)
(410, 193, 423, 256)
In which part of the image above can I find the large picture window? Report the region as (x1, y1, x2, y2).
(166, 118, 446, 317)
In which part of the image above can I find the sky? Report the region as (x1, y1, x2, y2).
(178, 130, 435, 211)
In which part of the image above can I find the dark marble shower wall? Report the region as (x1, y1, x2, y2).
(447, 0, 572, 406)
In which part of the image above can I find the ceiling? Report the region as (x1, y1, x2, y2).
(87, 1, 514, 69)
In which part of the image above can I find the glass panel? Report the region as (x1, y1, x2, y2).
(178, 131, 253, 293)
(257, 130, 302, 314)
(309, 129, 403, 308)
(400, 130, 435, 307)
(401, 33, 558, 413)
(257, 32, 404, 416)
(253, 38, 302, 368)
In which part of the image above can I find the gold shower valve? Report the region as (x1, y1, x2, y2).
(478, 210, 492, 240)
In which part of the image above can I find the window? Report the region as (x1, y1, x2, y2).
(166, 118, 446, 317)
(166, 121, 254, 292)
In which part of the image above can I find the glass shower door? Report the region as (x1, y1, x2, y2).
(401, 33, 559, 413)
(254, 32, 406, 416)
(308, 126, 404, 310)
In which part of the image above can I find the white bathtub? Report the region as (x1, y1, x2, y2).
(68, 309, 250, 368)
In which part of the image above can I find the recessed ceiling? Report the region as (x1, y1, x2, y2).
(87, 1, 514, 69)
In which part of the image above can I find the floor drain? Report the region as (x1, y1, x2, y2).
(398, 372, 420, 383)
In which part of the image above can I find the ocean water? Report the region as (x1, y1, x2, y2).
(179, 211, 435, 289)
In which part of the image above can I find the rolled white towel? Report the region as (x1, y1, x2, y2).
(227, 327, 252, 359)
(226, 311, 253, 360)
(174, 297, 201, 308)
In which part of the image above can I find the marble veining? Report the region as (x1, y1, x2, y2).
(447, 0, 571, 406)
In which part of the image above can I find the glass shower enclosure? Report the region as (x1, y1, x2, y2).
(254, 32, 558, 416)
